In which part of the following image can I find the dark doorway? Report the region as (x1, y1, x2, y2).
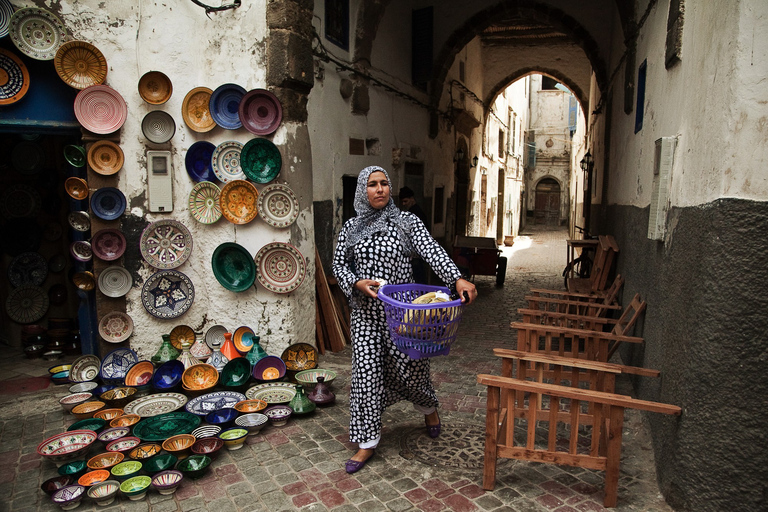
(534, 178, 560, 225)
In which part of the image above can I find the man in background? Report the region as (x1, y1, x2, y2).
(399, 187, 429, 284)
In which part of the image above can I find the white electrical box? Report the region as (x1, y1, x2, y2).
(147, 150, 173, 212)
(647, 137, 676, 240)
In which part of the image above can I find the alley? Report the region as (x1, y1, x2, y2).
(0, 226, 672, 511)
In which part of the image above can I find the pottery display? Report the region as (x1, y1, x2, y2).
(151, 334, 180, 366)
(288, 384, 316, 415)
(307, 376, 336, 405)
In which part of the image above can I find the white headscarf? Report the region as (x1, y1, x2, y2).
(343, 165, 415, 262)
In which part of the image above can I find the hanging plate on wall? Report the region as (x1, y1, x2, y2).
(0, 0, 14, 38)
(87, 140, 124, 175)
(6, 285, 48, 324)
(0, 48, 30, 105)
(210, 83, 246, 130)
(141, 110, 176, 144)
(91, 228, 127, 261)
(141, 269, 195, 319)
(187, 181, 222, 225)
(97, 266, 133, 298)
(54, 40, 108, 90)
(253, 242, 306, 294)
(256, 183, 299, 228)
(219, 179, 258, 225)
(211, 242, 256, 292)
(90, 187, 126, 220)
(138, 70, 173, 105)
(140, 219, 193, 270)
(240, 138, 281, 184)
(211, 140, 245, 183)
(185, 141, 216, 183)
(9, 7, 67, 61)
(238, 89, 282, 135)
(74, 85, 128, 134)
(181, 87, 215, 133)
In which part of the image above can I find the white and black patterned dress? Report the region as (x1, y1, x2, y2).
(332, 212, 462, 444)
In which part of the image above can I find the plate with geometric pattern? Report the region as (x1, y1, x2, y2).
(141, 269, 195, 319)
(140, 219, 193, 270)
(5, 284, 48, 324)
(257, 183, 299, 228)
(188, 181, 222, 225)
(254, 242, 306, 294)
(9, 7, 67, 61)
(98, 311, 133, 343)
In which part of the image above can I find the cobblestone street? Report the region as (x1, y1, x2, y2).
(0, 226, 673, 511)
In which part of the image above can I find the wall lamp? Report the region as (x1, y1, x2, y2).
(580, 150, 593, 173)
(470, 156, 479, 168)
(454, 147, 465, 162)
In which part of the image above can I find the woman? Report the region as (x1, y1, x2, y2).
(332, 165, 477, 473)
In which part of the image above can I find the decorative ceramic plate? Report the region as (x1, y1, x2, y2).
(91, 229, 127, 261)
(74, 85, 128, 134)
(140, 219, 193, 270)
(245, 382, 296, 404)
(254, 242, 306, 294)
(232, 327, 255, 353)
(280, 343, 318, 372)
(72, 271, 96, 291)
(0, 48, 30, 105)
(209, 83, 246, 129)
(181, 87, 215, 132)
(185, 141, 216, 182)
(185, 391, 246, 416)
(188, 181, 222, 224)
(240, 138, 282, 183)
(132, 412, 199, 441)
(97, 266, 133, 298)
(211, 141, 245, 183)
(123, 393, 188, 418)
(87, 140, 124, 175)
(65, 177, 89, 200)
(191, 425, 221, 439)
(91, 186, 126, 221)
(257, 184, 299, 228)
(141, 269, 195, 319)
(69, 355, 101, 383)
(9, 7, 67, 61)
(54, 40, 107, 89)
(138, 70, 172, 105)
(211, 242, 256, 292)
(1, 183, 41, 219)
(220, 180, 258, 224)
(99, 311, 134, 343)
(6, 285, 48, 324)
(239, 89, 282, 135)
(68, 211, 90, 232)
(204, 325, 227, 349)
(169, 325, 195, 350)
(0, 0, 14, 38)
(8, 251, 47, 287)
(69, 240, 92, 262)
(142, 110, 176, 144)
(100, 348, 139, 382)
(64, 145, 86, 167)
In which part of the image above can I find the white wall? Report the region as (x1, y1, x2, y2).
(21, 0, 314, 360)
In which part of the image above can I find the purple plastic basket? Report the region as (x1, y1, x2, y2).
(378, 284, 464, 359)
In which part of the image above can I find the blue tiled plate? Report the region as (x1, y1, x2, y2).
(209, 83, 246, 130)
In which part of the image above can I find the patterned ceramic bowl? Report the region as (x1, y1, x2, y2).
(110, 414, 140, 428)
(190, 425, 221, 439)
(151, 469, 183, 495)
(294, 368, 338, 387)
(71, 400, 106, 420)
(162, 434, 196, 460)
(59, 392, 93, 414)
(87, 479, 120, 506)
(77, 469, 110, 487)
(120, 475, 151, 500)
(128, 443, 162, 461)
(99, 387, 137, 409)
(111, 460, 142, 482)
(125, 360, 154, 387)
(264, 405, 292, 427)
(218, 427, 248, 450)
(106, 436, 141, 454)
(93, 408, 124, 422)
(176, 454, 211, 479)
(182, 363, 219, 390)
(235, 412, 268, 435)
(86, 451, 124, 470)
(37, 430, 98, 466)
(96, 426, 130, 446)
(41, 475, 72, 496)
(51, 484, 86, 510)
(233, 399, 267, 414)
(68, 382, 99, 395)
(190, 437, 224, 460)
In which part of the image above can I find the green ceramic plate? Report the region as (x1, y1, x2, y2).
(132, 412, 200, 442)
(63, 145, 86, 167)
(211, 242, 256, 292)
(240, 138, 281, 183)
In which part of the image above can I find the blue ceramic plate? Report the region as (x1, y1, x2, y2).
(151, 360, 185, 391)
(211, 242, 256, 292)
(185, 391, 246, 417)
(141, 269, 195, 320)
(209, 83, 246, 130)
(99, 348, 138, 383)
(132, 412, 200, 442)
(185, 141, 216, 182)
(240, 138, 281, 183)
(90, 187, 126, 221)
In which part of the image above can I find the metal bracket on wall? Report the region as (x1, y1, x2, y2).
(189, 0, 241, 18)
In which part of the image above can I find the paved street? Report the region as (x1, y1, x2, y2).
(0, 226, 673, 511)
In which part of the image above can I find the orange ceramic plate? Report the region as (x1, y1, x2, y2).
(232, 326, 255, 353)
(181, 363, 219, 390)
(220, 180, 258, 225)
(54, 40, 107, 90)
(169, 325, 195, 350)
(138, 70, 172, 104)
(65, 177, 89, 200)
(87, 140, 124, 175)
(181, 87, 215, 132)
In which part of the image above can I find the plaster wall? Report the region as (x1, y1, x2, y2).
(22, 0, 315, 360)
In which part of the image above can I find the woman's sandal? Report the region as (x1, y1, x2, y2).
(426, 413, 441, 438)
(345, 449, 375, 474)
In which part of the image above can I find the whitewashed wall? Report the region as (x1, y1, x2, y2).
(24, 0, 315, 360)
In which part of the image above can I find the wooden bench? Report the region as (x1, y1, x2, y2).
(526, 274, 625, 318)
(477, 374, 681, 507)
(567, 235, 619, 294)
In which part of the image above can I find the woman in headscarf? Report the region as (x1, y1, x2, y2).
(332, 165, 477, 473)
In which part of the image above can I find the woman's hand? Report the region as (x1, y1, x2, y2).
(455, 278, 477, 304)
(355, 279, 381, 298)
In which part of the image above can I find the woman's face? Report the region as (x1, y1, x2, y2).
(366, 171, 390, 210)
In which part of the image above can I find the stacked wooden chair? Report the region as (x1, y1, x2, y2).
(479, 259, 681, 507)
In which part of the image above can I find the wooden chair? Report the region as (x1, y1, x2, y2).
(477, 372, 681, 507)
(566, 235, 619, 294)
(525, 274, 625, 318)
